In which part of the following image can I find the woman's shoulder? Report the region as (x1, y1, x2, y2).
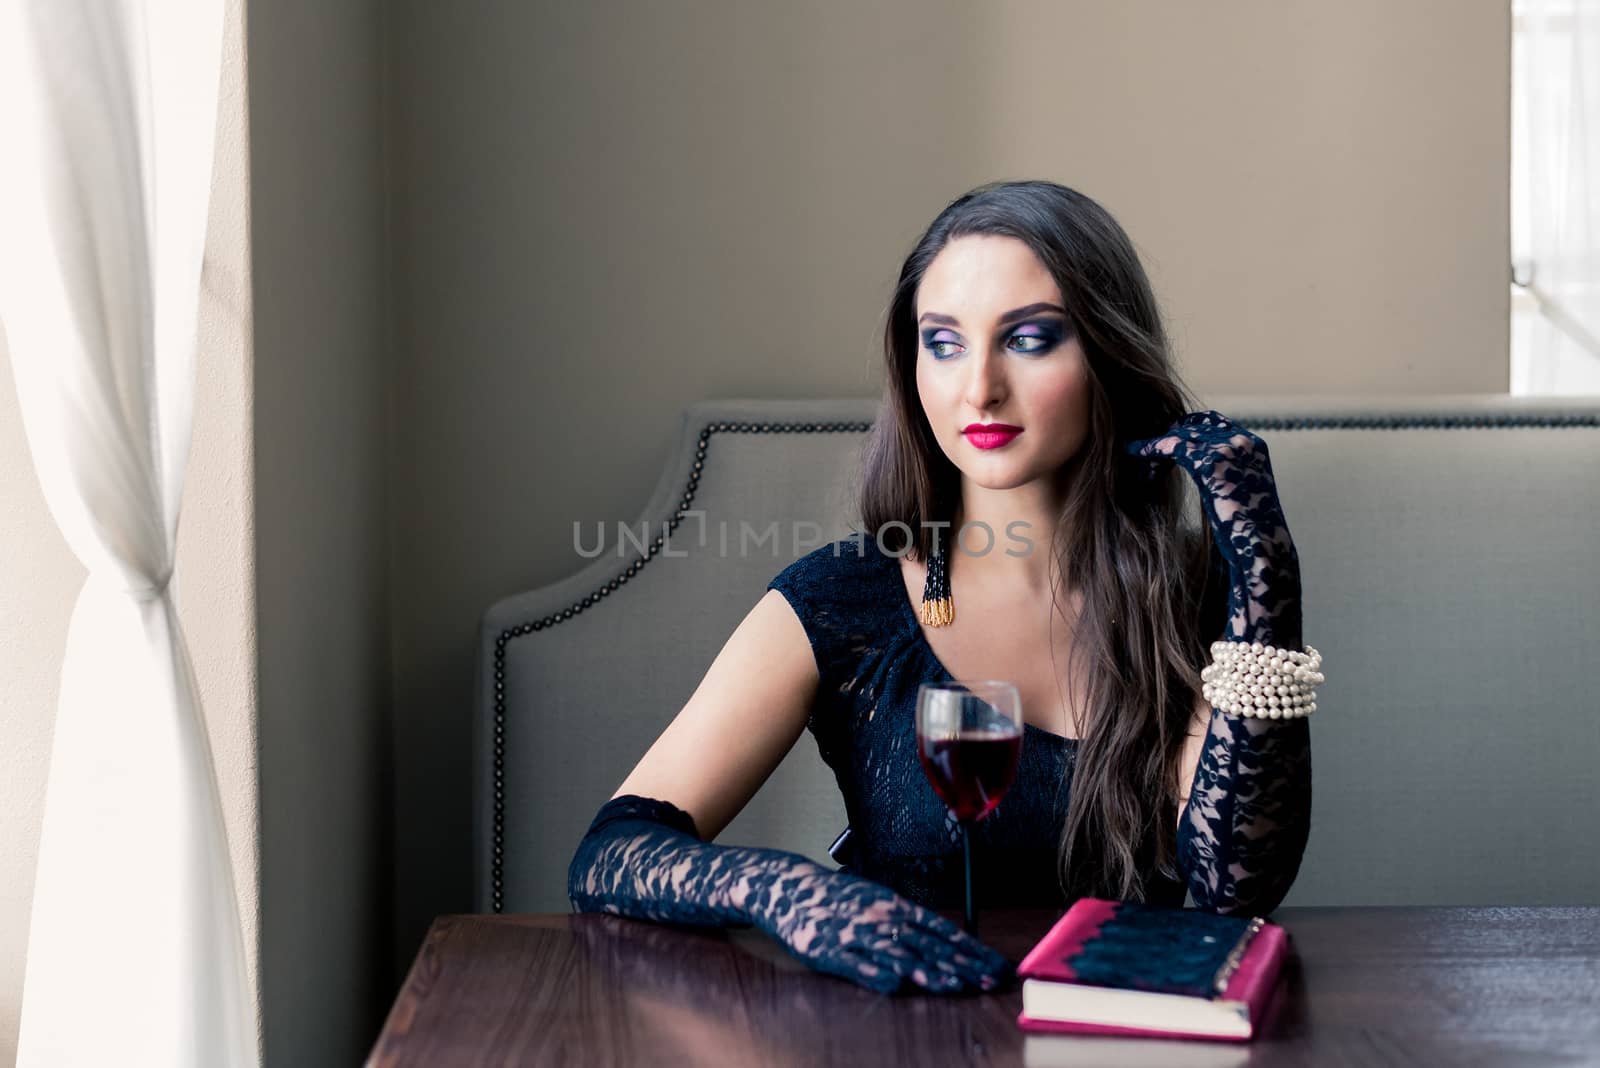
(768, 534, 892, 594)
(765, 534, 906, 630)
(766, 535, 911, 689)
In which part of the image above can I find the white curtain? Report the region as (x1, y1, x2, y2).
(1512, 0, 1600, 394)
(0, 2, 256, 1066)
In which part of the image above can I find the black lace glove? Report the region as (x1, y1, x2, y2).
(1128, 411, 1313, 916)
(567, 794, 1013, 994)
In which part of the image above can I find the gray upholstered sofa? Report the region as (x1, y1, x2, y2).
(476, 395, 1600, 915)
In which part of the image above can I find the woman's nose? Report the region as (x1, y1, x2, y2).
(963, 346, 1008, 410)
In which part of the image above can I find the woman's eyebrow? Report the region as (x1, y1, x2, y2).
(917, 302, 1067, 328)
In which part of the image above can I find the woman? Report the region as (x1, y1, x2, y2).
(567, 180, 1314, 995)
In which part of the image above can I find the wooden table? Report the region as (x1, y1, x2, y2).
(368, 907, 1600, 1066)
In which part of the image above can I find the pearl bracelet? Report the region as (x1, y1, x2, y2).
(1200, 640, 1324, 719)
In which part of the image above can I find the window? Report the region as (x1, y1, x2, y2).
(1511, 0, 1600, 394)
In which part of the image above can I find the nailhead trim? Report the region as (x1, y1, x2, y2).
(489, 419, 870, 910)
(487, 408, 1600, 909)
(1240, 413, 1600, 430)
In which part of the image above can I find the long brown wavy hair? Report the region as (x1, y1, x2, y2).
(858, 179, 1227, 902)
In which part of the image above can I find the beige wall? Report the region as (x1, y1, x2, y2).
(248, 0, 390, 1063)
(0, 0, 260, 1062)
(384, 0, 1510, 974)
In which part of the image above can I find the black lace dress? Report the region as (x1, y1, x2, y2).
(766, 535, 1189, 911)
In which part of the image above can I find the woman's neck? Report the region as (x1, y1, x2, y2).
(950, 477, 1071, 594)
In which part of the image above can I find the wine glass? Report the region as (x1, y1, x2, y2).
(915, 681, 1024, 935)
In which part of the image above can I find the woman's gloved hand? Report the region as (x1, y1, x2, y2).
(569, 794, 1012, 995)
(744, 858, 1013, 995)
(1127, 409, 1302, 648)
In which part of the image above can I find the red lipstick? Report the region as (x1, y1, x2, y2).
(962, 423, 1023, 450)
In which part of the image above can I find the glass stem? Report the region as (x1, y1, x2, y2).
(961, 820, 976, 935)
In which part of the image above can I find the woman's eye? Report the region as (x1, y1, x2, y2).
(921, 330, 962, 359)
(1009, 330, 1057, 354)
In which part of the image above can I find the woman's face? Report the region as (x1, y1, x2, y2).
(914, 234, 1092, 498)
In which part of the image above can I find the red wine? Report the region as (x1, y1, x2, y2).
(917, 730, 1022, 822)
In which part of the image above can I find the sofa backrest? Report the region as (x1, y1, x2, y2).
(477, 395, 1600, 913)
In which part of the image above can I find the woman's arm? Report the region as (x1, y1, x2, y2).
(568, 588, 817, 928)
(567, 590, 1010, 993)
(1135, 411, 1313, 916)
(608, 588, 819, 841)
(1174, 587, 1312, 916)
(567, 587, 814, 923)
(1178, 711, 1311, 915)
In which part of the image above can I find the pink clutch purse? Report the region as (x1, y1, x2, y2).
(1015, 897, 1288, 1042)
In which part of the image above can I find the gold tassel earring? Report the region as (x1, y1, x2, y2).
(919, 536, 954, 627)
